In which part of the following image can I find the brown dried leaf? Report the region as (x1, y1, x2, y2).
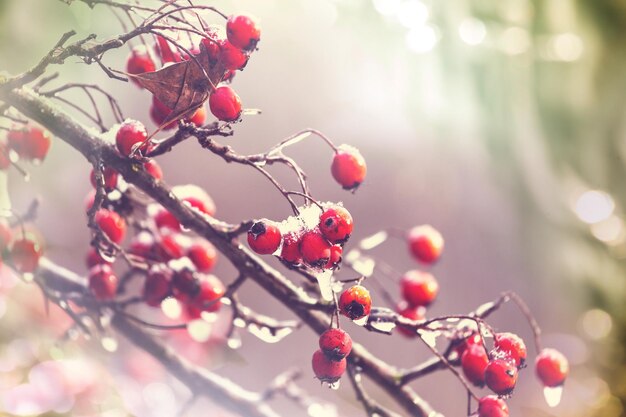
(128, 47, 224, 130)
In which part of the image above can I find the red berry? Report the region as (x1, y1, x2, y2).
(325, 245, 343, 270)
(223, 69, 236, 83)
(155, 233, 186, 261)
(155, 35, 181, 64)
(144, 159, 163, 180)
(494, 332, 527, 368)
(95, 209, 127, 244)
(219, 40, 249, 70)
(485, 359, 518, 395)
(129, 232, 156, 259)
(535, 348, 569, 387)
(189, 274, 225, 313)
(209, 86, 242, 122)
(319, 328, 352, 361)
(7, 126, 51, 162)
(461, 343, 489, 386)
(182, 195, 216, 217)
(151, 96, 206, 129)
(247, 220, 282, 255)
(280, 232, 302, 264)
(143, 267, 172, 307)
(201, 29, 222, 64)
(331, 145, 366, 190)
(187, 240, 218, 272)
(407, 225, 444, 264)
(0, 220, 13, 251)
(299, 231, 331, 267)
(319, 206, 353, 244)
(396, 301, 425, 338)
(154, 208, 180, 231)
(0, 142, 10, 170)
(181, 46, 201, 62)
(478, 396, 509, 417)
(150, 96, 177, 130)
(90, 166, 119, 191)
(187, 106, 207, 126)
(126, 47, 156, 86)
(88, 264, 118, 301)
(86, 247, 110, 268)
(226, 15, 261, 51)
(312, 349, 346, 383)
(400, 270, 438, 307)
(116, 119, 148, 157)
(451, 332, 482, 365)
(339, 285, 372, 320)
(172, 268, 200, 303)
(9, 236, 42, 273)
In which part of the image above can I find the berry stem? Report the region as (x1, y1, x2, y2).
(416, 330, 481, 402)
(504, 291, 543, 353)
(268, 128, 339, 154)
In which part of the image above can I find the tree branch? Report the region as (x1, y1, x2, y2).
(2, 86, 436, 417)
(37, 258, 280, 417)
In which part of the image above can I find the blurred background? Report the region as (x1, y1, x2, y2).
(0, 0, 624, 416)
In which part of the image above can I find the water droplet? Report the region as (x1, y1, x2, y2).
(307, 403, 338, 417)
(99, 250, 117, 263)
(101, 336, 118, 352)
(247, 323, 294, 343)
(233, 318, 246, 328)
(359, 231, 389, 250)
(369, 320, 396, 333)
(315, 270, 334, 301)
(543, 386, 563, 407)
(328, 380, 341, 390)
(99, 314, 111, 327)
(353, 316, 369, 327)
(108, 189, 122, 201)
(161, 297, 182, 319)
(67, 327, 80, 340)
(343, 250, 375, 277)
(419, 330, 439, 348)
(227, 334, 242, 349)
(200, 311, 218, 323)
(188, 319, 212, 342)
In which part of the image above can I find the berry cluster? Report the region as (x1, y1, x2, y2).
(392, 225, 443, 336)
(328, 222, 569, 414)
(247, 204, 353, 270)
(312, 328, 352, 383)
(0, 125, 54, 280)
(1, 124, 52, 170)
(455, 331, 569, 416)
(85, 145, 223, 318)
(126, 14, 261, 128)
